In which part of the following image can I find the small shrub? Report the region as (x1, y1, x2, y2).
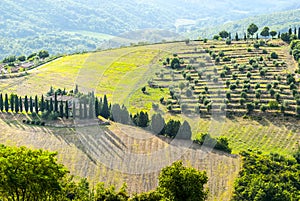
(230, 84, 237, 90)
(270, 52, 278, 59)
(262, 49, 268, 54)
(260, 104, 268, 112)
(247, 48, 252, 52)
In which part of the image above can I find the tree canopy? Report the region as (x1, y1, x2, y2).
(247, 23, 259, 39)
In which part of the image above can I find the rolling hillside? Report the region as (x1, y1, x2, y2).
(1, 40, 300, 200)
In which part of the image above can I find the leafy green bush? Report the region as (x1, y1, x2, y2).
(194, 133, 231, 153)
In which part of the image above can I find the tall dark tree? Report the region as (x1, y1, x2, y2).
(54, 93, 58, 112)
(278, 32, 281, 38)
(45, 100, 49, 112)
(10, 94, 14, 112)
(59, 100, 64, 118)
(19, 97, 23, 112)
(298, 27, 300, 39)
(40, 95, 45, 112)
(34, 95, 38, 113)
(247, 23, 258, 39)
(294, 27, 297, 35)
(14, 95, 19, 113)
(235, 32, 239, 41)
(244, 33, 247, 41)
(95, 98, 100, 117)
(289, 27, 292, 35)
(65, 101, 69, 119)
(164, 119, 181, 138)
(100, 95, 109, 119)
(29, 97, 33, 113)
(4, 94, 9, 112)
(24, 96, 29, 112)
(49, 98, 53, 112)
(0, 93, 3, 111)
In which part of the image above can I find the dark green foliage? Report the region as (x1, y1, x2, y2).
(19, 97, 23, 112)
(100, 95, 110, 119)
(164, 119, 181, 138)
(235, 32, 239, 41)
(34, 95, 38, 113)
(150, 113, 165, 135)
(158, 161, 208, 201)
(0, 94, 3, 111)
(38, 50, 49, 59)
(260, 26, 270, 38)
(65, 101, 69, 119)
(14, 95, 19, 113)
(141, 86, 146, 93)
(40, 95, 45, 112)
(194, 133, 231, 153)
(132, 111, 149, 127)
(270, 52, 278, 59)
(29, 97, 33, 113)
(54, 93, 58, 112)
(247, 23, 258, 39)
(246, 102, 255, 113)
(281, 32, 290, 42)
(270, 30, 277, 38)
(24, 96, 28, 112)
(95, 98, 100, 117)
(10, 94, 14, 112)
(232, 151, 300, 201)
(170, 57, 180, 69)
(219, 30, 229, 39)
(59, 100, 64, 118)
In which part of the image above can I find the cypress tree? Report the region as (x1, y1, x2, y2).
(29, 97, 33, 113)
(72, 100, 76, 118)
(19, 97, 23, 112)
(235, 32, 239, 41)
(100, 95, 109, 119)
(10, 94, 14, 112)
(54, 93, 58, 112)
(40, 95, 45, 112)
(99, 97, 102, 115)
(294, 27, 297, 35)
(289, 28, 292, 35)
(298, 28, 300, 39)
(49, 98, 53, 112)
(244, 33, 246, 41)
(83, 99, 88, 119)
(278, 32, 281, 38)
(0, 93, 3, 111)
(65, 101, 69, 119)
(14, 95, 19, 113)
(34, 95, 38, 113)
(4, 94, 8, 112)
(24, 95, 28, 112)
(59, 100, 64, 118)
(95, 98, 99, 117)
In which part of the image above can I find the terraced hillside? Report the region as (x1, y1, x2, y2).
(153, 40, 299, 116)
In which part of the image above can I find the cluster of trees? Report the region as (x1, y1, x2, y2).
(215, 23, 300, 42)
(0, 91, 111, 121)
(232, 150, 300, 200)
(193, 133, 231, 153)
(0, 145, 208, 201)
(163, 54, 184, 69)
(2, 50, 50, 64)
(280, 27, 300, 43)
